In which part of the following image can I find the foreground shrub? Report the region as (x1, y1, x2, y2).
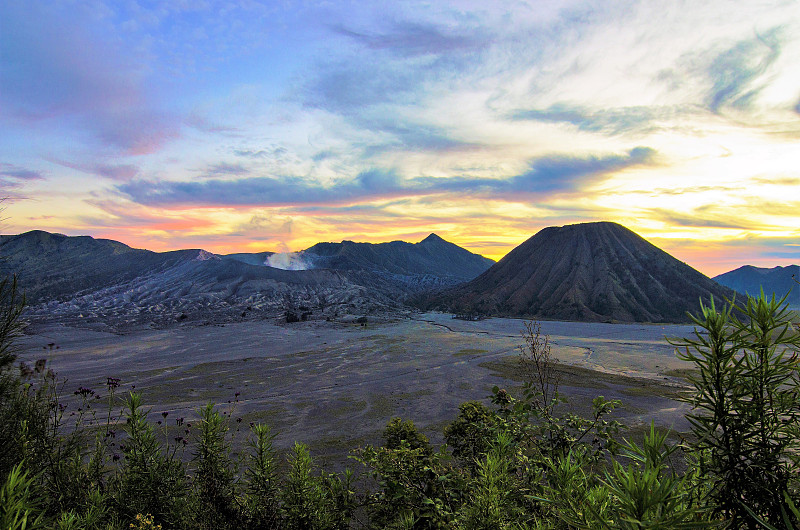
(282, 442, 354, 530)
(0, 461, 46, 530)
(672, 292, 800, 527)
(192, 403, 240, 529)
(357, 417, 467, 528)
(114, 393, 188, 528)
(243, 423, 281, 528)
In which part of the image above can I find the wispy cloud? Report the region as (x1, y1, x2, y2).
(117, 147, 655, 207)
(80, 198, 216, 232)
(510, 104, 678, 135)
(234, 147, 289, 159)
(0, 163, 45, 197)
(116, 169, 403, 207)
(50, 158, 139, 181)
(331, 20, 489, 57)
(361, 121, 482, 154)
(201, 162, 250, 178)
(0, 163, 44, 181)
(706, 28, 783, 113)
(648, 209, 755, 230)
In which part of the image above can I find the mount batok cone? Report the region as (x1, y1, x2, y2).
(422, 221, 737, 323)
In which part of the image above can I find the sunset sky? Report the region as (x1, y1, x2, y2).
(2, 0, 799, 276)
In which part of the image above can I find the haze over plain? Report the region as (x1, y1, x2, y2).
(2, 1, 799, 276)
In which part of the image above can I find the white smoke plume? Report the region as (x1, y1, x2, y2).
(265, 252, 313, 270)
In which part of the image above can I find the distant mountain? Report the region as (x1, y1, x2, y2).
(714, 265, 800, 307)
(0, 231, 196, 303)
(0, 230, 493, 330)
(420, 222, 737, 323)
(301, 233, 494, 282)
(223, 251, 275, 267)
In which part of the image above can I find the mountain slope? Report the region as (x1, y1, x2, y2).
(0, 230, 494, 330)
(714, 265, 800, 307)
(302, 233, 494, 281)
(223, 251, 275, 266)
(421, 222, 736, 323)
(0, 230, 196, 303)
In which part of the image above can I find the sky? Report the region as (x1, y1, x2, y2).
(1, 0, 799, 276)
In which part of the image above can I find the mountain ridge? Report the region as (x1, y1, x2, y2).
(301, 233, 494, 280)
(0, 230, 494, 330)
(714, 265, 800, 307)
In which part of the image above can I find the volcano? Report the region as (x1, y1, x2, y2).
(421, 221, 737, 323)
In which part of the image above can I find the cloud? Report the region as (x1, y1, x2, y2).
(202, 162, 250, 177)
(646, 185, 744, 196)
(49, 158, 139, 181)
(311, 150, 336, 162)
(185, 114, 240, 135)
(413, 147, 657, 196)
(234, 147, 289, 159)
(301, 60, 419, 114)
(361, 120, 481, 154)
(706, 28, 783, 113)
(301, 17, 491, 116)
(117, 168, 402, 207)
(117, 147, 656, 207)
(79, 198, 215, 232)
(731, 198, 800, 217)
(0, 1, 177, 154)
(508, 147, 656, 193)
(238, 213, 294, 236)
(0, 163, 44, 181)
(331, 20, 488, 58)
(648, 209, 754, 230)
(764, 249, 800, 260)
(0, 163, 45, 196)
(751, 177, 800, 186)
(511, 103, 675, 135)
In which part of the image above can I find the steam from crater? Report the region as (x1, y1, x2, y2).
(265, 252, 313, 271)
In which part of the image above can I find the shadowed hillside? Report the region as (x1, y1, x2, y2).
(420, 221, 737, 323)
(0, 231, 197, 303)
(714, 265, 800, 308)
(303, 233, 494, 281)
(0, 230, 494, 330)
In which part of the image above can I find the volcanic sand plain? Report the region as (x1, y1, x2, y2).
(16, 312, 698, 467)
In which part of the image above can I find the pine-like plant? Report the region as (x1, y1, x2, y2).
(672, 292, 800, 527)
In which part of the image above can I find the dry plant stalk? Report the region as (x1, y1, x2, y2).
(518, 320, 560, 416)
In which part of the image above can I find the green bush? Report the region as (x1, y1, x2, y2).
(282, 442, 353, 530)
(114, 393, 188, 528)
(192, 403, 241, 529)
(0, 461, 46, 530)
(243, 423, 281, 528)
(2, 285, 800, 529)
(672, 292, 800, 527)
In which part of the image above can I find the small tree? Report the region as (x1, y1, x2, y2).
(0, 275, 25, 372)
(192, 403, 240, 529)
(114, 393, 188, 528)
(672, 292, 800, 527)
(244, 423, 281, 528)
(0, 275, 28, 479)
(282, 442, 353, 530)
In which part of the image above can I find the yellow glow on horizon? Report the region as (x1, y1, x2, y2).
(5, 122, 799, 279)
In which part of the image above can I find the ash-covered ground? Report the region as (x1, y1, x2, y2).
(16, 311, 696, 469)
